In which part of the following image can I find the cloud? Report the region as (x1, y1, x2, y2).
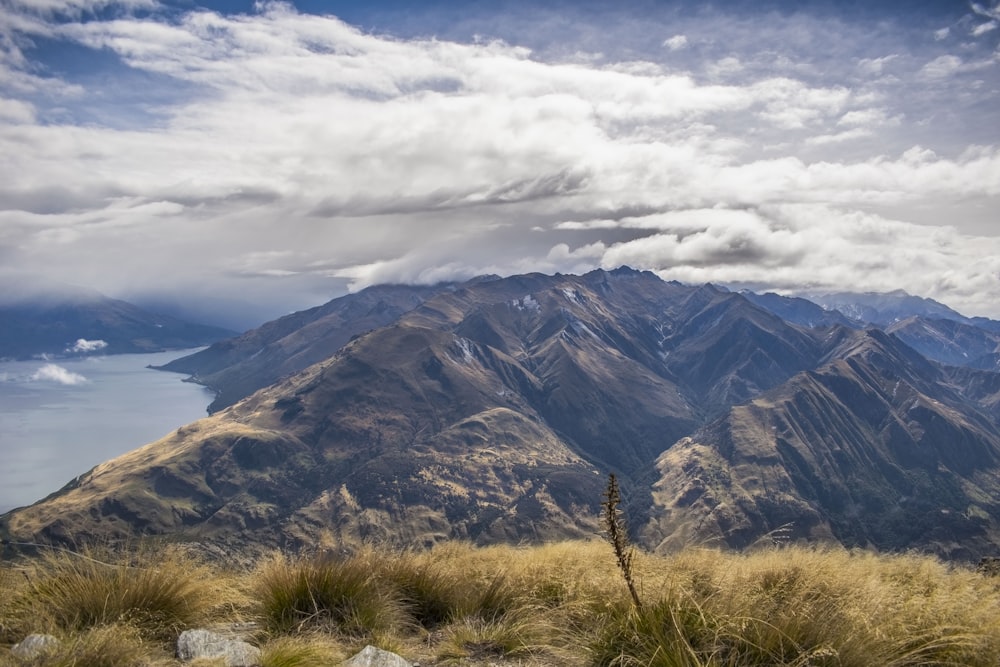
(920, 54, 964, 78)
(0, 1, 997, 325)
(856, 55, 898, 76)
(662, 35, 688, 51)
(6, 0, 155, 15)
(919, 52, 1000, 80)
(0, 99, 35, 123)
(66, 338, 108, 353)
(837, 108, 898, 128)
(30, 363, 88, 385)
(593, 204, 1000, 317)
(972, 21, 998, 36)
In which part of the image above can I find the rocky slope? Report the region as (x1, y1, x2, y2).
(643, 328, 1000, 560)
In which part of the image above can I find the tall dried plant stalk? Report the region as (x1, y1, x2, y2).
(601, 473, 642, 610)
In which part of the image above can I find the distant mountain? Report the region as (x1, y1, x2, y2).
(886, 317, 1000, 371)
(748, 289, 1000, 371)
(0, 288, 237, 360)
(740, 291, 860, 330)
(5, 269, 1000, 560)
(811, 289, 970, 326)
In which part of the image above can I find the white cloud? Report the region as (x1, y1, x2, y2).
(662, 35, 688, 51)
(804, 128, 873, 146)
(596, 204, 1000, 312)
(707, 56, 743, 78)
(920, 52, 1000, 79)
(857, 55, 898, 75)
(66, 338, 108, 353)
(0, 98, 35, 123)
(837, 108, 898, 128)
(972, 20, 998, 36)
(0, 2, 997, 323)
(972, 2, 1000, 16)
(30, 363, 88, 385)
(919, 54, 963, 78)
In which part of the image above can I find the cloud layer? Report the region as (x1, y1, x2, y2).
(0, 0, 998, 325)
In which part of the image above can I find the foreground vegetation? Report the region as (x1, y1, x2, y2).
(2, 539, 1000, 666)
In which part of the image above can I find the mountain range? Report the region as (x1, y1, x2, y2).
(4, 269, 1000, 560)
(0, 286, 236, 359)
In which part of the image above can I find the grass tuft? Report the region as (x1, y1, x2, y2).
(436, 611, 549, 663)
(0, 624, 170, 667)
(259, 634, 346, 667)
(252, 551, 409, 637)
(7, 542, 215, 642)
(375, 553, 466, 629)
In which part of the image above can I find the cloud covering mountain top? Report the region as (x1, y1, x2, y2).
(0, 0, 998, 328)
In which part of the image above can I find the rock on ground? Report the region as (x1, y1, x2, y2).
(342, 645, 414, 667)
(11, 634, 60, 660)
(177, 628, 261, 666)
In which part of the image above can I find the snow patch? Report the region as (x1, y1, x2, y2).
(511, 294, 540, 312)
(561, 288, 581, 304)
(454, 337, 475, 363)
(570, 318, 599, 340)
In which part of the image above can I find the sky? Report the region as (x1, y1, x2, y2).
(0, 0, 998, 330)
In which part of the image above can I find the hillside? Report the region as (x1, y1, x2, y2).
(5, 269, 1000, 559)
(154, 283, 445, 413)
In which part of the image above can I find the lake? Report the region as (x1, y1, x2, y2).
(0, 350, 215, 513)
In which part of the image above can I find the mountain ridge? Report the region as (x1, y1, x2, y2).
(5, 269, 1000, 560)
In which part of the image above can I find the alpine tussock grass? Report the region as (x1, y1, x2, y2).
(3, 539, 1000, 665)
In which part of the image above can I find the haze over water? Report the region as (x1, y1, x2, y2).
(0, 350, 214, 513)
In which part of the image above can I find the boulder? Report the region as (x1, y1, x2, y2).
(342, 645, 413, 667)
(177, 628, 261, 666)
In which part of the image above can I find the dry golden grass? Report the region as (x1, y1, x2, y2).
(4, 542, 229, 642)
(3, 539, 1000, 666)
(259, 634, 347, 667)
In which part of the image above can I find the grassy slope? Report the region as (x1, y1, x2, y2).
(3, 540, 1000, 666)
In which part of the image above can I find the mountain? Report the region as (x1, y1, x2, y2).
(642, 328, 1000, 560)
(5, 269, 1000, 560)
(811, 289, 971, 326)
(154, 283, 447, 413)
(740, 290, 860, 330)
(0, 287, 236, 359)
(753, 289, 1000, 371)
(885, 317, 1000, 371)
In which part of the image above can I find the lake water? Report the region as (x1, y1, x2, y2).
(0, 350, 215, 513)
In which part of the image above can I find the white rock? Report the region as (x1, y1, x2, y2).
(177, 628, 261, 666)
(341, 644, 413, 667)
